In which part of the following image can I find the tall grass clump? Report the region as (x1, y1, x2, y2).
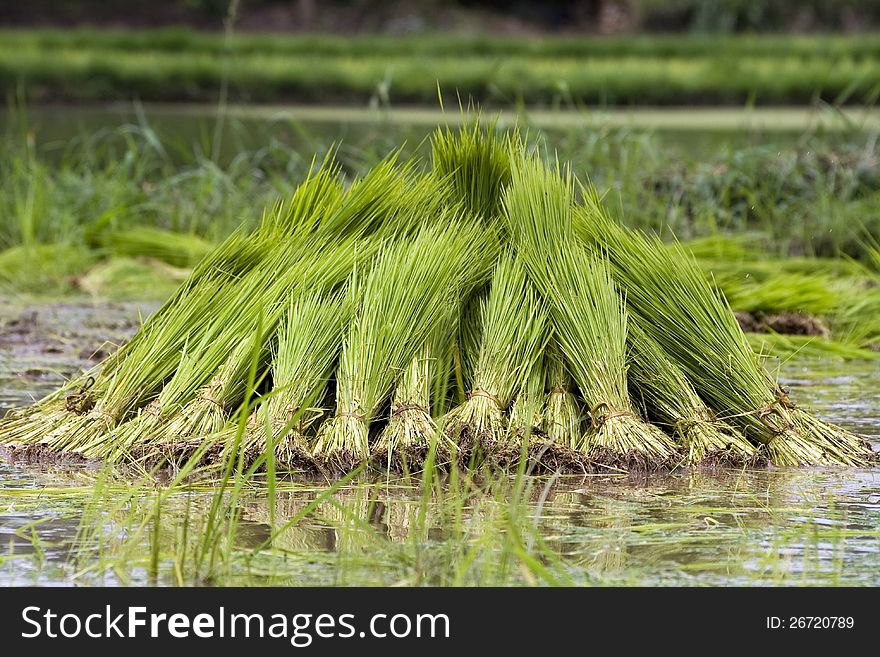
(504, 157, 679, 468)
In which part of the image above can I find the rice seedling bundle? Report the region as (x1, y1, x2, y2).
(103, 227, 214, 268)
(243, 289, 351, 466)
(0, 165, 339, 449)
(626, 323, 756, 464)
(508, 360, 546, 439)
(574, 188, 874, 467)
(373, 343, 438, 471)
(503, 157, 679, 467)
(431, 121, 513, 223)
(542, 342, 583, 450)
(108, 237, 368, 463)
(314, 217, 496, 467)
(442, 252, 549, 457)
(2, 123, 874, 478)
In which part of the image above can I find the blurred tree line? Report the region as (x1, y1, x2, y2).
(3, 0, 879, 33)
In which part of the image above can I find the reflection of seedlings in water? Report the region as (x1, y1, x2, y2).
(240, 493, 337, 553)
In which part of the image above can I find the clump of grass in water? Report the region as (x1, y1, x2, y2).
(627, 323, 757, 465)
(575, 187, 875, 467)
(442, 252, 549, 462)
(504, 156, 679, 469)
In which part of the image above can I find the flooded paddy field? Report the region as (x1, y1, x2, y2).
(1, 299, 878, 587)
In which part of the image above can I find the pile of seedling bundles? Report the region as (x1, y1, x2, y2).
(1, 125, 876, 476)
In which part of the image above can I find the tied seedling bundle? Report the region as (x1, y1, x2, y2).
(1, 123, 875, 476)
(504, 157, 679, 469)
(574, 188, 875, 468)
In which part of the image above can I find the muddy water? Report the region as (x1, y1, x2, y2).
(0, 300, 878, 586)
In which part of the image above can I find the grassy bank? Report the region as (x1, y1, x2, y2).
(3, 29, 880, 106)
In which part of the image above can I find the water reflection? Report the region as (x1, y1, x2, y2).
(1, 357, 879, 586)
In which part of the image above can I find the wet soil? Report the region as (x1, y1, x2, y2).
(0, 296, 159, 411)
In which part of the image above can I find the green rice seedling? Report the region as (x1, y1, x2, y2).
(574, 187, 875, 467)
(431, 120, 514, 223)
(627, 323, 757, 465)
(714, 272, 840, 316)
(244, 290, 350, 466)
(509, 361, 546, 439)
(503, 157, 679, 468)
(442, 252, 549, 459)
(103, 227, 214, 268)
(455, 287, 486, 397)
(314, 218, 494, 468)
(542, 342, 583, 451)
(75, 257, 189, 300)
(314, 154, 451, 240)
(375, 249, 495, 472)
(0, 155, 410, 458)
(746, 332, 880, 361)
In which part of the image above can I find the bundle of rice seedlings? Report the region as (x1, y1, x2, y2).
(316, 154, 451, 239)
(627, 323, 757, 465)
(0, 226, 275, 451)
(76, 256, 189, 300)
(442, 252, 549, 459)
(508, 361, 546, 439)
(0, 156, 411, 458)
(116, 238, 367, 463)
(542, 341, 583, 451)
(503, 157, 679, 468)
(0, 243, 96, 293)
(314, 218, 494, 468)
(455, 287, 486, 400)
(575, 187, 875, 467)
(373, 344, 437, 472)
(431, 120, 513, 222)
(103, 227, 214, 268)
(244, 289, 350, 467)
(374, 264, 490, 471)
